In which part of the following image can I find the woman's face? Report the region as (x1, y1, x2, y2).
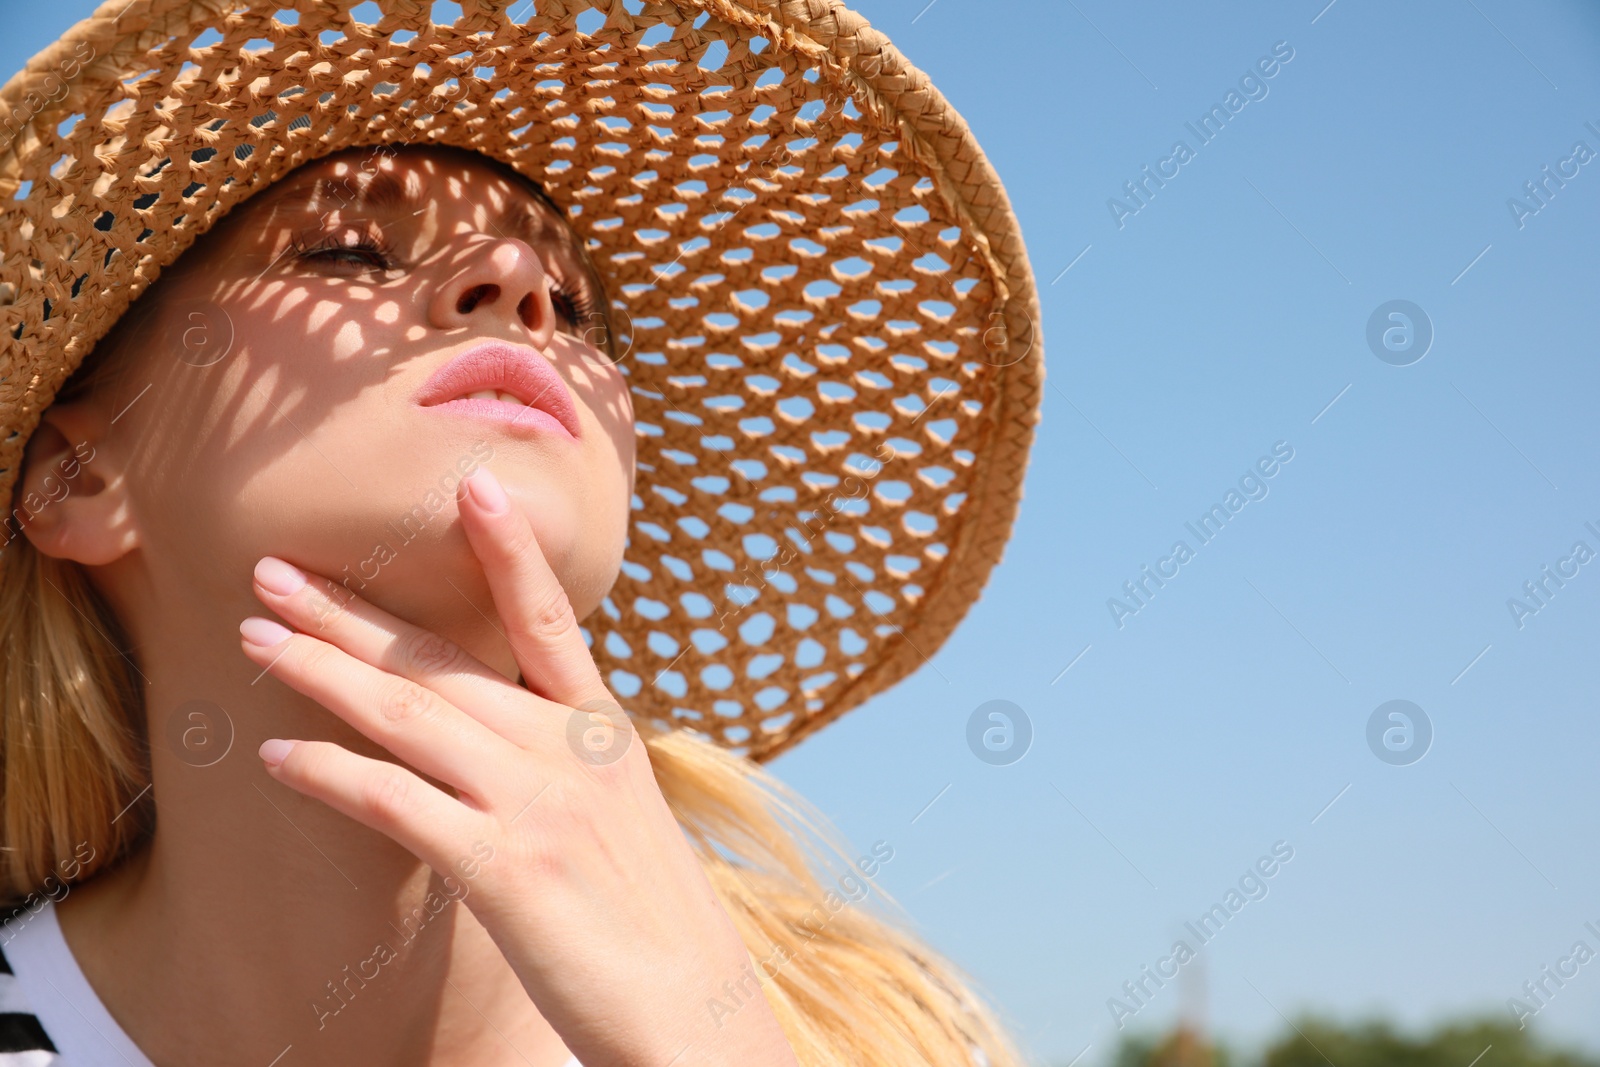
(83, 145, 635, 643)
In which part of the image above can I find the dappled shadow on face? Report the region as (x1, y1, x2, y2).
(100, 145, 636, 621)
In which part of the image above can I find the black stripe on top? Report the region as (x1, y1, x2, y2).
(0, 1012, 57, 1054)
(0, 941, 57, 1054)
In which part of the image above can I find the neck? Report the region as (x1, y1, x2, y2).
(56, 560, 568, 1067)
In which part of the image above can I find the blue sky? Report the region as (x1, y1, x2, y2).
(777, 1, 1600, 1062)
(9, 1, 1600, 1063)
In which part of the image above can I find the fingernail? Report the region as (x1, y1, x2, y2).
(255, 556, 308, 596)
(258, 738, 299, 767)
(464, 467, 509, 515)
(240, 616, 294, 648)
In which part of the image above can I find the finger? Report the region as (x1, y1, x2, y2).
(251, 556, 553, 748)
(238, 617, 520, 804)
(258, 737, 488, 873)
(456, 466, 614, 710)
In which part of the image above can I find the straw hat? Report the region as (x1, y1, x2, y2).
(0, 0, 1042, 761)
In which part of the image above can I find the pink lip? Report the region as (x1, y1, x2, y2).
(414, 342, 580, 441)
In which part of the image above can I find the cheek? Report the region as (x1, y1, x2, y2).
(119, 299, 425, 566)
(612, 384, 637, 478)
(585, 373, 635, 538)
(573, 359, 636, 481)
(562, 366, 635, 614)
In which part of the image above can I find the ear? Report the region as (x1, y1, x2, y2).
(9, 399, 140, 566)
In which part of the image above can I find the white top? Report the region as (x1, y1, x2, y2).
(0, 900, 147, 1067)
(0, 901, 579, 1066)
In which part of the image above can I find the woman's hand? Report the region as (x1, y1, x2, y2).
(236, 466, 797, 1067)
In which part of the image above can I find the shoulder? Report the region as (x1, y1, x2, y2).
(0, 940, 62, 1062)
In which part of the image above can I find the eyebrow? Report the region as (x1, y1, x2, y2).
(492, 197, 560, 243)
(293, 168, 421, 213)
(278, 168, 566, 262)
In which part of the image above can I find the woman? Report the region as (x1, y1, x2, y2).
(0, 2, 1042, 1064)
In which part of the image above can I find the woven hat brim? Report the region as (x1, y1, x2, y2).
(0, 0, 1043, 761)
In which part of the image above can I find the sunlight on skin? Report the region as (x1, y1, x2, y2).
(250, 278, 288, 316)
(332, 318, 364, 359)
(307, 297, 342, 333)
(225, 360, 289, 446)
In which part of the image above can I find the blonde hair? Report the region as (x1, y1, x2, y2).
(0, 224, 1026, 1067)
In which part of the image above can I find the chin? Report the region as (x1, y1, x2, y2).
(328, 484, 619, 628)
(503, 471, 630, 612)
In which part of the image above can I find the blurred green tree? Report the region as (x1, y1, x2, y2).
(1262, 1018, 1596, 1067)
(1103, 1017, 1597, 1067)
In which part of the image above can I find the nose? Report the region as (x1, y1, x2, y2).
(428, 237, 558, 350)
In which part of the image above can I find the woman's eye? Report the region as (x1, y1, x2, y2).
(291, 232, 394, 272)
(313, 248, 384, 266)
(549, 282, 598, 332)
(550, 287, 578, 326)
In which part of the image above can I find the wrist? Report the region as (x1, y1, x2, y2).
(639, 982, 797, 1067)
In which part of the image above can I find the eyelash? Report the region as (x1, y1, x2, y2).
(289, 230, 396, 272)
(548, 277, 600, 330)
(289, 229, 600, 332)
